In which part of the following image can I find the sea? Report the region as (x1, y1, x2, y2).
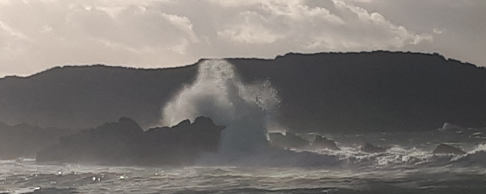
(2, 125, 486, 194)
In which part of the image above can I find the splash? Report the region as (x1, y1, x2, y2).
(161, 59, 280, 157)
(161, 59, 339, 166)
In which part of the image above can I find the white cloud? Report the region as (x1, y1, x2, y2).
(218, 24, 282, 45)
(344, 0, 486, 66)
(433, 28, 444, 34)
(0, 21, 28, 40)
(0, 0, 482, 77)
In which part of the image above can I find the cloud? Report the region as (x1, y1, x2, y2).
(0, 0, 480, 77)
(345, 0, 486, 67)
(202, 0, 432, 55)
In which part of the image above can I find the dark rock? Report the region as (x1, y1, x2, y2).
(432, 144, 466, 155)
(312, 136, 340, 150)
(268, 132, 309, 149)
(36, 116, 224, 166)
(0, 122, 80, 159)
(360, 143, 390, 153)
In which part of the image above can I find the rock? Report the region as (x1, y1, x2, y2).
(432, 144, 466, 155)
(0, 122, 81, 159)
(268, 132, 309, 149)
(312, 136, 340, 150)
(360, 143, 390, 153)
(36, 116, 225, 166)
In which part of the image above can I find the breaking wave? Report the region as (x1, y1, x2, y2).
(160, 59, 337, 166)
(161, 59, 278, 154)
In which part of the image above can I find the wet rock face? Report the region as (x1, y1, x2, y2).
(360, 143, 390, 153)
(0, 122, 81, 159)
(36, 116, 224, 166)
(268, 133, 341, 151)
(268, 132, 309, 149)
(433, 144, 466, 155)
(312, 136, 340, 150)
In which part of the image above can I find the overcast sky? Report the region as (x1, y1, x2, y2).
(0, 0, 484, 77)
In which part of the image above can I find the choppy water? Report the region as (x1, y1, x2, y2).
(1, 159, 485, 193)
(2, 128, 486, 194)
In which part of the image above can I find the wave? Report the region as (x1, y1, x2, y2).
(289, 138, 486, 169)
(161, 59, 277, 157)
(160, 59, 340, 167)
(450, 143, 486, 167)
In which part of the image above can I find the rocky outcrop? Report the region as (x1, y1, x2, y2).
(432, 144, 466, 155)
(312, 136, 340, 150)
(268, 132, 309, 149)
(269, 133, 340, 151)
(360, 143, 390, 153)
(0, 122, 80, 159)
(36, 116, 224, 166)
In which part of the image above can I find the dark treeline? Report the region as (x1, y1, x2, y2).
(1, 51, 485, 134)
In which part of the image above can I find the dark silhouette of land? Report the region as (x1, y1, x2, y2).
(0, 122, 81, 159)
(0, 65, 197, 129)
(1, 51, 485, 134)
(36, 116, 224, 166)
(229, 51, 486, 133)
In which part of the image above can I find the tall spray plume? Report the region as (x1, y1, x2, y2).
(161, 59, 280, 158)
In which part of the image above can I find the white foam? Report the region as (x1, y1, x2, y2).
(161, 59, 280, 160)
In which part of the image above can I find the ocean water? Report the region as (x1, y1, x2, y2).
(2, 59, 485, 193)
(2, 131, 486, 194)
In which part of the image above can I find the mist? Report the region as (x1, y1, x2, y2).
(162, 59, 278, 159)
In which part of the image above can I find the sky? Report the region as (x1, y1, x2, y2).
(0, 0, 484, 77)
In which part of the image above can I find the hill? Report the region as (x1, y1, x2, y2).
(1, 51, 485, 133)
